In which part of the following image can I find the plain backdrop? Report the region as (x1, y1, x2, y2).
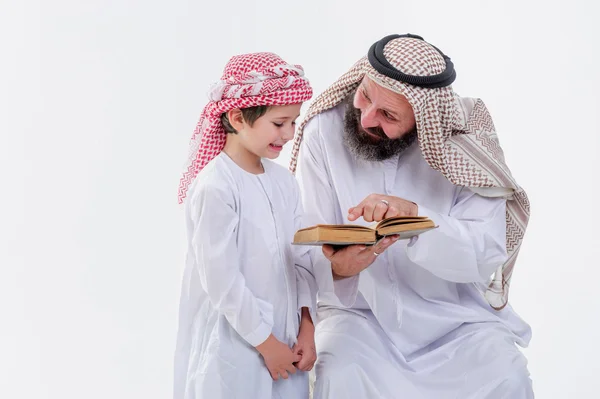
(1, 0, 599, 398)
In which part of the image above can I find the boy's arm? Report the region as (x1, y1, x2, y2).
(293, 307, 316, 371)
(190, 184, 273, 347)
(292, 178, 318, 323)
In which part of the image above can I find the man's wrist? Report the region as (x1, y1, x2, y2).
(332, 270, 345, 280)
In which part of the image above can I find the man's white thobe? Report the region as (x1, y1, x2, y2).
(174, 153, 315, 399)
(296, 104, 533, 399)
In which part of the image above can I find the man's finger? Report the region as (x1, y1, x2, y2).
(322, 245, 335, 259)
(348, 205, 363, 221)
(363, 202, 377, 222)
(373, 235, 399, 254)
(373, 202, 388, 222)
(363, 238, 389, 257)
(270, 370, 279, 380)
(329, 244, 367, 258)
(384, 205, 400, 218)
(348, 196, 372, 221)
(280, 370, 289, 379)
(360, 236, 397, 258)
(347, 244, 367, 254)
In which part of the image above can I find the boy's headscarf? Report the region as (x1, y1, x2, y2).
(178, 52, 313, 203)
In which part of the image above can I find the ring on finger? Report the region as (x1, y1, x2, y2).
(380, 199, 389, 207)
(374, 251, 380, 256)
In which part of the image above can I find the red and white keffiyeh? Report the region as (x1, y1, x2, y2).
(289, 36, 530, 310)
(178, 52, 313, 204)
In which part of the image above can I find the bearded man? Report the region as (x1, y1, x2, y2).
(290, 34, 533, 398)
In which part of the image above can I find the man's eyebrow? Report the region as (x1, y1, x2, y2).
(362, 85, 399, 119)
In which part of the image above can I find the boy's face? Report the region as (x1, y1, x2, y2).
(239, 103, 302, 160)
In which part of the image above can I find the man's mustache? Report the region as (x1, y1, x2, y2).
(362, 126, 387, 139)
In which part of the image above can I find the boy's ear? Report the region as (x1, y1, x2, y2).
(227, 109, 245, 132)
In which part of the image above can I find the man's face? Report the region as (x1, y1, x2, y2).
(343, 77, 418, 161)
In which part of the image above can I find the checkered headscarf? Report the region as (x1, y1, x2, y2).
(290, 35, 529, 310)
(178, 52, 313, 204)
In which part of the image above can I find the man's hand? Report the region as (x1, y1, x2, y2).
(322, 235, 400, 278)
(292, 307, 316, 371)
(256, 334, 301, 380)
(348, 194, 418, 223)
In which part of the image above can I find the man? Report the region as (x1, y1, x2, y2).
(290, 34, 533, 398)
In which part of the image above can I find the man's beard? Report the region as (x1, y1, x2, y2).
(342, 94, 417, 162)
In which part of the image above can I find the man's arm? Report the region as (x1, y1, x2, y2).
(407, 187, 508, 283)
(347, 186, 507, 283)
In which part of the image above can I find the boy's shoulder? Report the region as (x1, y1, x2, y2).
(188, 155, 238, 198)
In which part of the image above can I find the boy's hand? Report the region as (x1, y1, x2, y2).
(256, 334, 301, 380)
(292, 307, 317, 371)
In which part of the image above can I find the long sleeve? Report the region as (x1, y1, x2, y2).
(295, 118, 360, 307)
(189, 184, 273, 347)
(292, 181, 318, 321)
(406, 186, 508, 284)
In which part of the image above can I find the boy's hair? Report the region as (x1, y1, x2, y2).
(220, 106, 271, 134)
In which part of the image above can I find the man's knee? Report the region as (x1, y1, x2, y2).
(314, 331, 358, 380)
(313, 312, 375, 380)
(494, 368, 534, 399)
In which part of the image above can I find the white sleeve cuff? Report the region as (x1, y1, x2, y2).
(243, 322, 272, 347)
(333, 274, 360, 308)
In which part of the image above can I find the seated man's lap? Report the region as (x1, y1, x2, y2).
(313, 307, 532, 398)
(313, 308, 419, 398)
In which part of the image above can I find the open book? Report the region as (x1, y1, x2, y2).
(293, 216, 437, 246)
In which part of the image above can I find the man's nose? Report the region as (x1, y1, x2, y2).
(360, 105, 379, 129)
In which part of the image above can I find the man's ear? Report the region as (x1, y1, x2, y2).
(227, 109, 245, 132)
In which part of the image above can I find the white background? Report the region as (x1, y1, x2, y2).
(1, 0, 598, 398)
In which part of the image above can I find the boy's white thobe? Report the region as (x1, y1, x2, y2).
(174, 153, 315, 399)
(296, 104, 534, 399)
